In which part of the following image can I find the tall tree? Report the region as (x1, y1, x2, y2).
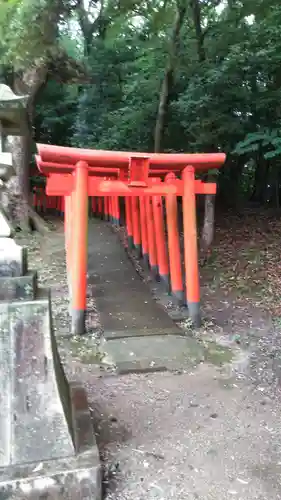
(0, 0, 86, 228)
(154, 0, 187, 153)
(189, 0, 215, 256)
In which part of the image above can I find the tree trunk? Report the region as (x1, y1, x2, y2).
(154, 2, 186, 152)
(76, 0, 108, 56)
(190, 0, 206, 63)
(200, 192, 215, 256)
(154, 70, 172, 153)
(190, 0, 217, 256)
(7, 123, 32, 230)
(2, 0, 88, 230)
(5, 65, 48, 230)
(200, 182, 216, 256)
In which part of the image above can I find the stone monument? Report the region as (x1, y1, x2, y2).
(0, 85, 101, 499)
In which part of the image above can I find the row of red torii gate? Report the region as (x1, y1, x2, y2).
(35, 144, 226, 335)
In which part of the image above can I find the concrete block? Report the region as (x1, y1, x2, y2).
(0, 292, 102, 499)
(0, 271, 37, 301)
(0, 237, 27, 277)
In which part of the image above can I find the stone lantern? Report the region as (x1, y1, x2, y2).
(0, 83, 28, 134)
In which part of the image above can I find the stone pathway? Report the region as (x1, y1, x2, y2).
(88, 220, 215, 374)
(88, 220, 180, 339)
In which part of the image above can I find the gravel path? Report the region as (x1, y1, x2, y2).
(18, 221, 281, 500)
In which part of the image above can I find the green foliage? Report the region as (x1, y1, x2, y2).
(234, 129, 281, 160)
(0, 0, 83, 70)
(72, 35, 163, 151)
(3, 0, 281, 207)
(1, 0, 51, 68)
(34, 80, 78, 146)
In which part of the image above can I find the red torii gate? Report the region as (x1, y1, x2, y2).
(36, 144, 225, 335)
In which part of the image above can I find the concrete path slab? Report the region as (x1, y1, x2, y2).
(88, 221, 181, 333)
(100, 335, 205, 374)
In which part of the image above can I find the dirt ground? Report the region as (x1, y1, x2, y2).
(17, 211, 281, 499)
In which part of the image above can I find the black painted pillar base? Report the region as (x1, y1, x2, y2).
(142, 253, 149, 268)
(134, 243, 142, 259)
(160, 273, 170, 292)
(172, 289, 185, 307)
(71, 308, 86, 335)
(151, 264, 160, 281)
(127, 235, 134, 251)
(188, 301, 201, 327)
